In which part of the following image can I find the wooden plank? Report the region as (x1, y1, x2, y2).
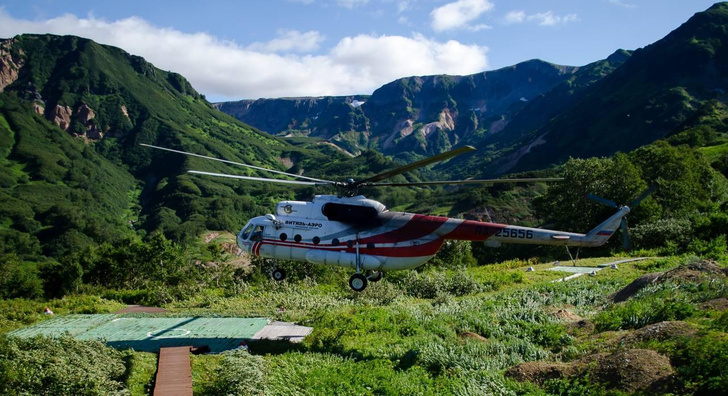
(154, 346, 193, 396)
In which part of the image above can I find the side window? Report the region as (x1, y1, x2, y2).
(251, 225, 265, 241)
(240, 224, 253, 240)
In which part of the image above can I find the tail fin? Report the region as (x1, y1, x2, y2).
(584, 185, 656, 249)
(584, 207, 630, 247)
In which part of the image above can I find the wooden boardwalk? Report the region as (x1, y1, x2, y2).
(154, 346, 193, 396)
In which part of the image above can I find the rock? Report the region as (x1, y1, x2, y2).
(0, 39, 23, 92)
(33, 102, 44, 115)
(50, 104, 73, 130)
(76, 103, 95, 123)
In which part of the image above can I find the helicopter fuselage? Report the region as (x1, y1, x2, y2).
(237, 194, 625, 272)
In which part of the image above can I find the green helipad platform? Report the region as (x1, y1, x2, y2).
(9, 315, 269, 352)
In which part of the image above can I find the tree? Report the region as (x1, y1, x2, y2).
(534, 153, 648, 233)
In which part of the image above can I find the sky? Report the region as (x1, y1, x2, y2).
(0, 0, 720, 101)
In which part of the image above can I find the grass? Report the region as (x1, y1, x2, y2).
(125, 352, 157, 396)
(2, 255, 726, 395)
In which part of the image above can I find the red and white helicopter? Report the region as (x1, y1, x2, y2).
(142, 144, 653, 291)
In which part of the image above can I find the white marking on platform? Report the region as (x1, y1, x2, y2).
(252, 321, 313, 343)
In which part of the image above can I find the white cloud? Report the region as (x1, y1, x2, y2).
(503, 10, 579, 27)
(528, 11, 579, 26)
(467, 24, 492, 32)
(397, 0, 414, 13)
(337, 0, 369, 9)
(430, 0, 494, 32)
(503, 10, 525, 25)
(247, 30, 325, 53)
(0, 11, 488, 100)
(608, 0, 636, 9)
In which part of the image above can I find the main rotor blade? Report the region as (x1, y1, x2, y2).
(353, 145, 477, 186)
(361, 177, 564, 187)
(188, 171, 332, 186)
(629, 184, 657, 207)
(585, 193, 618, 208)
(140, 143, 333, 183)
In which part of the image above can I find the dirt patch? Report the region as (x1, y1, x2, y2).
(620, 321, 697, 347)
(507, 349, 675, 393)
(458, 331, 488, 342)
(588, 349, 675, 393)
(701, 297, 728, 311)
(566, 319, 595, 336)
(612, 260, 727, 302)
(504, 361, 575, 384)
(115, 305, 169, 314)
(661, 259, 727, 282)
(551, 308, 583, 322)
(204, 232, 221, 243)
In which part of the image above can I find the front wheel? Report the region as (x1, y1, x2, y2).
(348, 273, 368, 292)
(272, 268, 286, 281)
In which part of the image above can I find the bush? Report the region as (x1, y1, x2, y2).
(0, 335, 129, 395)
(594, 292, 698, 332)
(0, 255, 43, 299)
(395, 269, 482, 298)
(207, 349, 267, 395)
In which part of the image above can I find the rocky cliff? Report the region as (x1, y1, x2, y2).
(217, 60, 580, 157)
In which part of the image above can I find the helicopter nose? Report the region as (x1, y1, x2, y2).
(237, 234, 251, 253)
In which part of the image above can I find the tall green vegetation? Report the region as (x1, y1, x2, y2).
(535, 139, 728, 256)
(0, 336, 130, 395)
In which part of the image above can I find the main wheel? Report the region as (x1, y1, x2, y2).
(272, 268, 286, 281)
(348, 273, 368, 292)
(366, 270, 383, 282)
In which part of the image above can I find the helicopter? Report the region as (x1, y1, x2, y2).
(141, 144, 653, 292)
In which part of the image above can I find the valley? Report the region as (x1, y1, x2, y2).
(0, 2, 728, 395)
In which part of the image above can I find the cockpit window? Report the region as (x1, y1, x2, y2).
(251, 225, 265, 241)
(240, 224, 253, 240)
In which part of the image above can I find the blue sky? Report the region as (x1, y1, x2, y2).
(0, 0, 719, 101)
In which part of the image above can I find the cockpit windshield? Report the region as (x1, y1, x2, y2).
(240, 224, 253, 240)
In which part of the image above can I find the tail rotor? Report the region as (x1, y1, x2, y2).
(586, 185, 657, 251)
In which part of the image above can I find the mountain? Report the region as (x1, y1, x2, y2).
(218, 3, 728, 180)
(217, 60, 585, 158)
(452, 2, 728, 175)
(0, 34, 350, 258)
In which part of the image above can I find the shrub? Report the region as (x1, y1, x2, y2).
(0, 335, 129, 395)
(207, 349, 267, 395)
(594, 290, 698, 332)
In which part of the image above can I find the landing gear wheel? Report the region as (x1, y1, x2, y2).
(366, 270, 383, 282)
(349, 273, 368, 292)
(272, 268, 286, 281)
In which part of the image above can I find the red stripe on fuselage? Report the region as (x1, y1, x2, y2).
(445, 220, 505, 241)
(257, 238, 445, 258)
(359, 214, 449, 244)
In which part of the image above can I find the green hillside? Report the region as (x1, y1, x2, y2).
(0, 14, 727, 396)
(0, 34, 355, 254)
(487, 2, 728, 174)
